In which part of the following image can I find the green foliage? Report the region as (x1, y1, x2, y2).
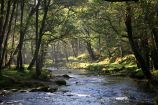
(87, 64, 104, 71)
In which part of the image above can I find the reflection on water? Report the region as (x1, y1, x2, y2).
(0, 68, 156, 105)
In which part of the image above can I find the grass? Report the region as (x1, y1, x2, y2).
(0, 68, 53, 90)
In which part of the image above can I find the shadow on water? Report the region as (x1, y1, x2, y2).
(0, 68, 156, 105)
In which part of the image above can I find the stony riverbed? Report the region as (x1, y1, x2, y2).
(0, 68, 156, 105)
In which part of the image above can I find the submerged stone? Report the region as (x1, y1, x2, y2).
(62, 74, 71, 78)
(29, 86, 57, 92)
(55, 79, 66, 86)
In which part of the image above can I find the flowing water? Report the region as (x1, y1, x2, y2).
(0, 68, 156, 105)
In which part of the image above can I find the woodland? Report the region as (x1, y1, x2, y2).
(0, 0, 158, 104)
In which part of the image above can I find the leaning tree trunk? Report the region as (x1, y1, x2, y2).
(125, 4, 151, 79)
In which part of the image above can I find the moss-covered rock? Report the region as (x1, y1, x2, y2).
(129, 69, 144, 79)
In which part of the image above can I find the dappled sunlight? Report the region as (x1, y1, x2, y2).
(0, 0, 157, 104)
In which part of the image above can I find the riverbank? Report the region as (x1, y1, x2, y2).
(66, 54, 158, 80)
(66, 55, 142, 77)
(0, 68, 68, 95)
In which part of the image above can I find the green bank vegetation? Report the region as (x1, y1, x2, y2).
(0, 68, 53, 90)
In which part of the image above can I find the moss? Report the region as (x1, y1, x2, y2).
(0, 69, 53, 90)
(86, 64, 104, 71)
(129, 69, 144, 79)
(98, 58, 111, 64)
(118, 54, 136, 65)
(66, 54, 138, 77)
(77, 53, 90, 60)
(66, 62, 90, 69)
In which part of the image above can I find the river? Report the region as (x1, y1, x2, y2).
(0, 68, 156, 105)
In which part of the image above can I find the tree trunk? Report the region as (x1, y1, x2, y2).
(86, 42, 96, 61)
(152, 28, 158, 53)
(0, 0, 5, 71)
(125, 4, 151, 79)
(2, 0, 16, 67)
(150, 34, 158, 69)
(28, 0, 51, 70)
(16, 0, 39, 71)
(16, 0, 25, 71)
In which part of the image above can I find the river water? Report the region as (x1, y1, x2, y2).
(0, 68, 156, 105)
